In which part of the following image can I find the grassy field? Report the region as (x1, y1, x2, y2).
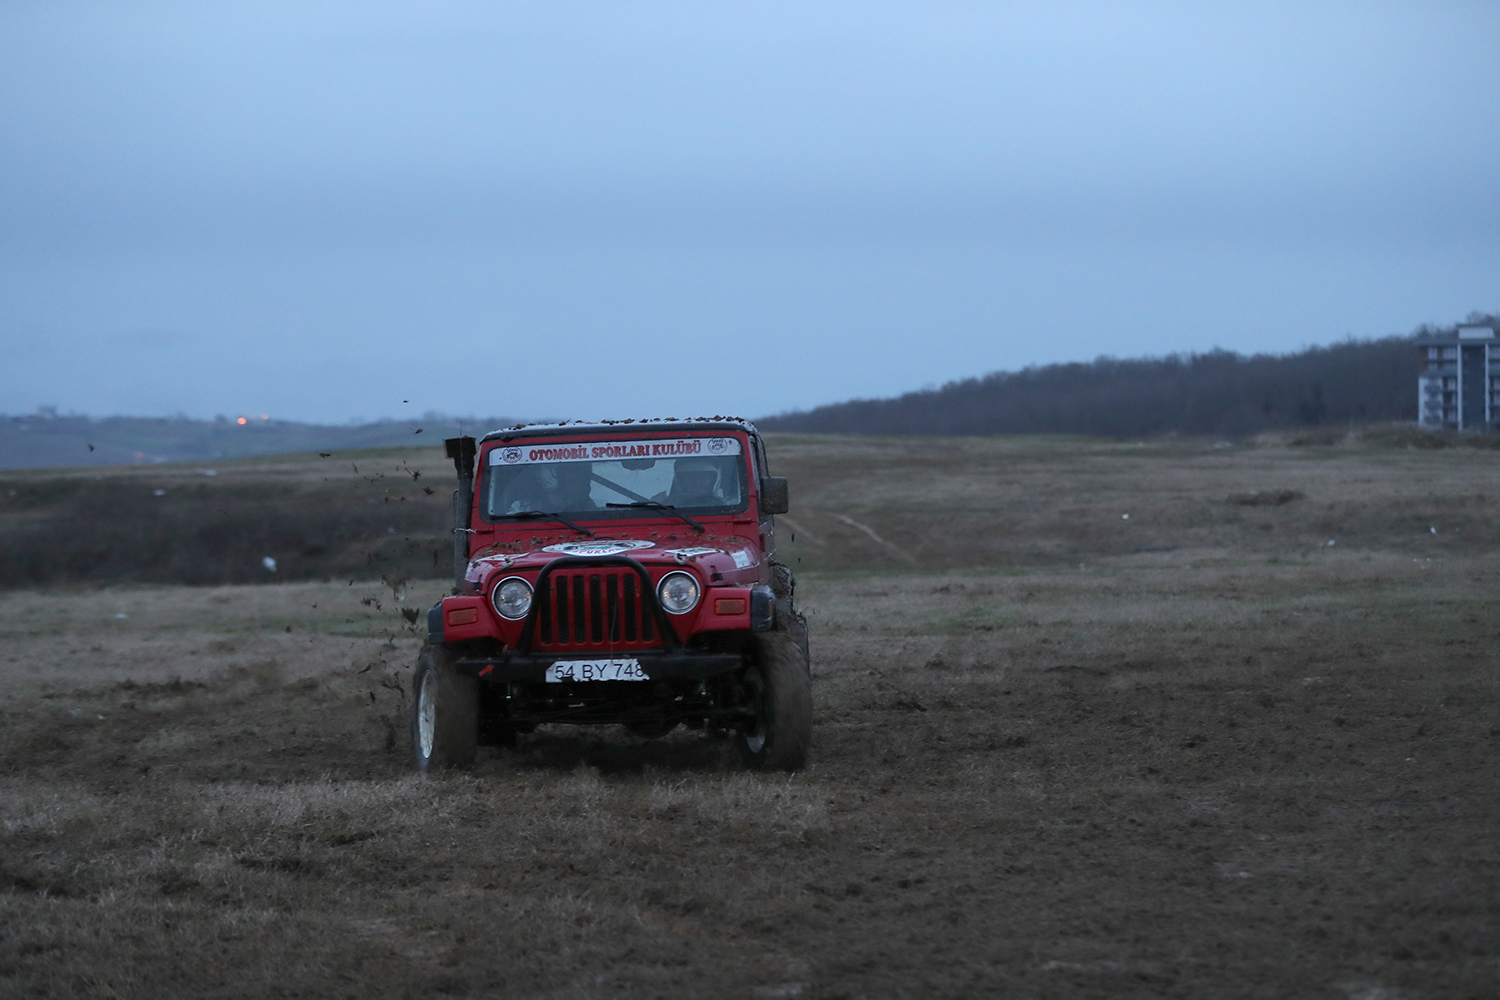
(0, 446, 455, 589)
(6, 425, 1500, 589)
(1, 433, 1497, 998)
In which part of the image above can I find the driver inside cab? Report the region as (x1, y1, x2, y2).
(656, 456, 725, 507)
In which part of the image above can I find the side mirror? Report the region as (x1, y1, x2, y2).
(759, 477, 789, 515)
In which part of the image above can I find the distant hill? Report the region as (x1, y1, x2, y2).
(759, 336, 1425, 438)
(0, 413, 524, 470)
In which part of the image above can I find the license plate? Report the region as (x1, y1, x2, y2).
(545, 658, 649, 683)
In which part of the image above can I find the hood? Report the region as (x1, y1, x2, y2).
(464, 535, 760, 587)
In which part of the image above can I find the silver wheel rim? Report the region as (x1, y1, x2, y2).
(417, 671, 436, 759)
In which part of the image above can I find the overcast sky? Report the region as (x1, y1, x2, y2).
(2, 2, 1497, 424)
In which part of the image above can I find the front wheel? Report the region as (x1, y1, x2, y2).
(739, 633, 813, 771)
(411, 645, 478, 771)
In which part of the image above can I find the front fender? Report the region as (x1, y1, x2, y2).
(429, 595, 493, 644)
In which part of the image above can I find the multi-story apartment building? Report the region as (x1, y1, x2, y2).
(1417, 326, 1499, 431)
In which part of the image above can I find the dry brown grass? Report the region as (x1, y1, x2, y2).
(768, 432, 1500, 573)
(2, 434, 1498, 998)
(0, 447, 452, 588)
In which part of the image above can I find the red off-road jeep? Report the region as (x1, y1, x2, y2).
(413, 419, 811, 771)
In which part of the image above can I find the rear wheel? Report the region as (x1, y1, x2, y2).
(623, 713, 679, 739)
(739, 633, 812, 771)
(411, 645, 478, 771)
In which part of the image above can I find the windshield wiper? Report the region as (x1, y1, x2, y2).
(505, 510, 596, 537)
(606, 501, 705, 534)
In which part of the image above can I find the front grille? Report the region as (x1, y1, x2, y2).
(535, 569, 659, 650)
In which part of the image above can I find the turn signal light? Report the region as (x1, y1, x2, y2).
(714, 598, 746, 616)
(447, 607, 479, 626)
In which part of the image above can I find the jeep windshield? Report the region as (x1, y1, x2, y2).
(481, 436, 748, 522)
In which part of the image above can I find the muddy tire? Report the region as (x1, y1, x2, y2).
(768, 561, 809, 665)
(739, 632, 813, 771)
(411, 645, 478, 771)
(781, 608, 810, 667)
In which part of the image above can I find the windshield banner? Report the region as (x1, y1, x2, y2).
(489, 437, 742, 466)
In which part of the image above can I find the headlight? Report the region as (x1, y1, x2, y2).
(491, 576, 533, 620)
(657, 571, 700, 615)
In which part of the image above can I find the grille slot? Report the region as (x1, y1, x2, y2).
(624, 576, 638, 641)
(572, 576, 586, 642)
(606, 575, 620, 642)
(535, 569, 659, 650)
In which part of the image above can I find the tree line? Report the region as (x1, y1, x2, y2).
(759, 336, 1436, 439)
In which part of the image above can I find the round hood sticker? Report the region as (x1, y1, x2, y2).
(542, 540, 657, 557)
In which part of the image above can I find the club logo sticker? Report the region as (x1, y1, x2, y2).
(489, 437, 742, 465)
(542, 540, 657, 557)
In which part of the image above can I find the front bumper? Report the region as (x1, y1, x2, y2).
(453, 650, 743, 683)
